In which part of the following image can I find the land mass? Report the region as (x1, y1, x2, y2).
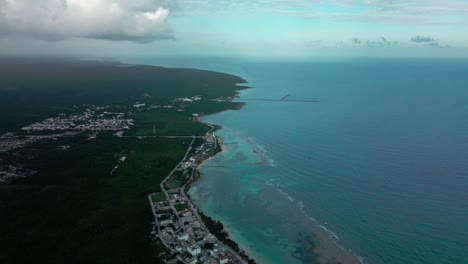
(0, 58, 251, 264)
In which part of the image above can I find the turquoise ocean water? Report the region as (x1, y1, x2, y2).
(124, 57, 468, 264)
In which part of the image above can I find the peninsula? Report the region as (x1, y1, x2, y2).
(0, 58, 253, 264)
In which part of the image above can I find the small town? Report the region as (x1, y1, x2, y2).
(148, 135, 247, 264)
(0, 104, 134, 182)
(21, 105, 133, 132)
(211, 96, 235, 103)
(0, 99, 252, 263)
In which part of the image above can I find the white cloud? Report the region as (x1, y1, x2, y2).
(275, 0, 468, 26)
(0, 0, 172, 42)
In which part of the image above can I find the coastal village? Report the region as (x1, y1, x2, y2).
(0, 97, 206, 182)
(148, 133, 247, 264)
(0, 104, 134, 182)
(2, 104, 133, 153)
(0, 58, 258, 264)
(1, 97, 253, 264)
(21, 105, 133, 132)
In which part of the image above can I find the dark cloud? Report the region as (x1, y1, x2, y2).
(381, 37, 398, 46)
(411, 36, 435, 43)
(410, 36, 440, 47)
(365, 37, 398, 47)
(86, 33, 174, 44)
(352, 38, 362, 44)
(427, 42, 441, 47)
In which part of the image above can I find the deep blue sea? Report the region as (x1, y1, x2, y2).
(124, 57, 468, 264)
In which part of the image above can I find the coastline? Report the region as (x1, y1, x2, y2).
(182, 102, 259, 264)
(0, 58, 257, 263)
(184, 90, 364, 264)
(187, 123, 364, 264)
(197, 136, 227, 168)
(134, 61, 363, 263)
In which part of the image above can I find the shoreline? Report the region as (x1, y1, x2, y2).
(185, 103, 364, 264)
(188, 128, 363, 264)
(136, 61, 358, 263)
(182, 106, 258, 264)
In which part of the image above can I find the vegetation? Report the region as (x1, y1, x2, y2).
(0, 135, 188, 263)
(157, 214, 172, 222)
(199, 212, 257, 264)
(150, 192, 166, 203)
(156, 209, 173, 215)
(174, 203, 190, 212)
(0, 58, 246, 134)
(165, 169, 189, 190)
(0, 58, 246, 263)
(128, 110, 210, 137)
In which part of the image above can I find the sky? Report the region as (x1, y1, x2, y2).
(1, 0, 468, 58)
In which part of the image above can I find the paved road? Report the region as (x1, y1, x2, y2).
(147, 124, 249, 263)
(160, 137, 196, 231)
(148, 137, 195, 252)
(148, 194, 172, 252)
(160, 137, 195, 191)
(178, 142, 247, 264)
(119, 118, 214, 140)
(177, 186, 247, 264)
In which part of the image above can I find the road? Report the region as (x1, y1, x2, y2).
(177, 186, 247, 264)
(149, 135, 247, 264)
(177, 138, 247, 264)
(148, 137, 195, 253)
(148, 194, 173, 252)
(160, 137, 196, 223)
(146, 120, 249, 264)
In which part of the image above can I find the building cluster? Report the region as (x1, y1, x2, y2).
(150, 189, 242, 264)
(173, 96, 202, 103)
(0, 131, 83, 182)
(0, 163, 36, 183)
(182, 140, 216, 171)
(211, 96, 234, 102)
(0, 134, 37, 153)
(148, 134, 241, 263)
(1, 105, 135, 183)
(175, 136, 218, 184)
(149, 105, 175, 110)
(0, 131, 81, 154)
(21, 107, 133, 132)
(134, 103, 146, 108)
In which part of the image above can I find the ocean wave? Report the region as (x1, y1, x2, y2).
(246, 138, 278, 167)
(268, 158, 278, 167)
(319, 224, 341, 241)
(265, 179, 366, 264)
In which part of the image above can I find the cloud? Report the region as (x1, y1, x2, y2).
(352, 37, 361, 44)
(410, 35, 440, 47)
(381, 37, 397, 46)
(0, 0, 172, 42)
(275, 0, 468, 27)
(365, 37, 398, 47)
(426, 42, 440, 47)
(323, 0, 468, 16)
(411, 36, 435, 43)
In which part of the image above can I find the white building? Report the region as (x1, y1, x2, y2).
(187, 246, 201, 256)
(179, 234, 190, 241)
